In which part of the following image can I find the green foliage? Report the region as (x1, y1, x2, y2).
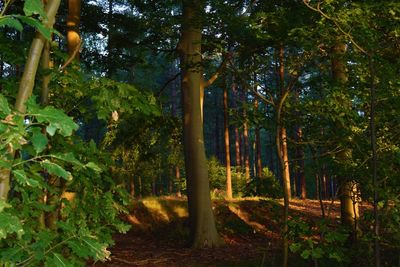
(256, 167, 282, 198)
(0, 0, 53, 39)
(207, 156, 246, 198)
(0, 95, 130, 266)
(288, 217, 351, 265)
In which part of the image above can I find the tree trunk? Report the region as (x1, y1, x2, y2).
(276, 45, 290, 267)
(215, 92, 221, 161)
(223, 79, 232, 199)
(175, 166, 181, 197)
(241, 88, 250, 183)
(254, 98, 262, 192)
(67, 0, 81, 61)
(171, 72, 182, 197)
(178, 0, 222, 248)
(278, 46, 291, 201)
(130, 177, 135, 197)
(296, 127, 306, 199)
(0, 56, 3, 91)
(40, 40, 52, 105)
(107, 0, 114, 77)
(0, 0, 61, 200)
(331, 41, 360, 232)
(232, 82, 241, 167)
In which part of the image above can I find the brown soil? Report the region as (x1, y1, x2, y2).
(92, 197, 370, 267)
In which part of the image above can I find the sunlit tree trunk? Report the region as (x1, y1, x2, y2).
(67, 0, 81, 61)
(254, 99, 262, 186)
(276, 45, 290, 267)
(178, 0, 222, 248)
(296, 127, 306, 199)
(278, 46, 291, 201)
(331, 41, 360, 232)
(0, 0, 61, 200)
(223, 78, 232, 199)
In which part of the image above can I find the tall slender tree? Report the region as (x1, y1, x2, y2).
(177, 0, 223, 248)
(331, 41, 360, 232)
(223, 76, 232, 199)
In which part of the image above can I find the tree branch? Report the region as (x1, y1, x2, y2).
(202, 53, 230, 88)
(156, 72, 181, 97)
(302, 0, 367, 54)
(59, 39, 82, 72)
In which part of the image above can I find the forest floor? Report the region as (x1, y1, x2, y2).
(93, 197, 370, 267)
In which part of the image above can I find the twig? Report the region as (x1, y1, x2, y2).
(59, 39, 82, 72)
(156, 72, 181, 97)
(302, 0, 367, 54)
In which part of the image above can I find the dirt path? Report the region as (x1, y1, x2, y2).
(93, 197, 367, 267)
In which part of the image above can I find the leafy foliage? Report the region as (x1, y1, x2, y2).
(0, 95, 130, 266)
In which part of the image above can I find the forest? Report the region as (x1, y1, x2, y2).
(0, 0, 399, 266)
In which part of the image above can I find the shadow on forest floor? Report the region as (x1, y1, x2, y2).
(93, 197, 373, 267)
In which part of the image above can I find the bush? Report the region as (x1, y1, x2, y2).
(207, 156, 247, 198)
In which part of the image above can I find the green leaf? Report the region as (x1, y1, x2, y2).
(46, 253, 74, 267)
(311, 247, 324, 259)
(289, 243, 302, 253)
(0, 16, 23, 32)
(23, 0, 46, 18)
(34, 106, 78, 136)
(0, 199, 11, 212)
(41, 160, 71, 180)
(80, 236, 111, 260)
(0, 94, 11, 116)
(18, 16, 52, 40)
(85, 162, 103, 173)
(67, 236, 110, 261)
(0, 212, 24, 240)
(53, 152, 83, 167)
(31, 128, 48, 154)
(300, 249, 311, 259)
(46, 124, 57, 136)
(12, 169, 40, 187)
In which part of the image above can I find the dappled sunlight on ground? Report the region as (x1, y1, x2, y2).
(95, 196, 370, 267)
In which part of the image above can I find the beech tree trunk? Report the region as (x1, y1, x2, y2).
(178, 0, 222, 248)
(241, 88, 250, 183)
(232, 82, 241, 167)
(67, 0, 81, 61)
(223, 79, 232, 199)
(278, 46, 291, 201)
(255, 99, 262, 183)
(331, 41, 360, 232)
(215, 92, 221, 161)
(296, 127, 306, 199)
(276, 45, 290, 267)
(0, 0, 61, 200)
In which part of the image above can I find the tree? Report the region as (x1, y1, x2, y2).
(331, 41, 360, 233)
(67, 0, 81, 61)
(177, 0, 223, 248)
(223, 76, 232, 199)
(0, 0, 61, 200)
